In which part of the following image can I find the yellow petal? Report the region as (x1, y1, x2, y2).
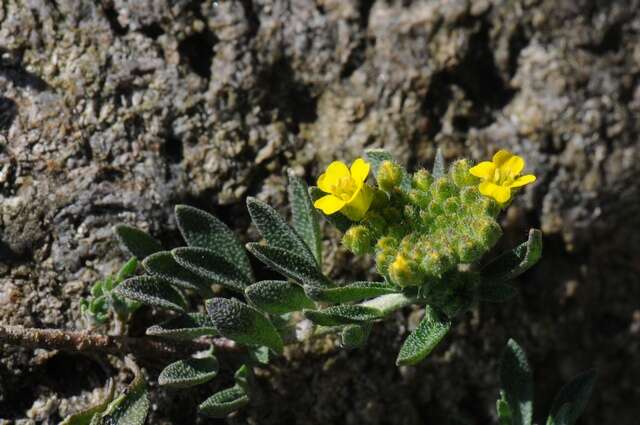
(313, 194, 346, 215)
(342, 184, 374, 221)
(469, 161, 496, 180)
(509, 174, 536, 188)
(479, 181, 512, 203)
(500, 155, 525, 177)
(317, 161, 350, 193)
(350, 158, 370, 183)
(492, 150, 513, 167)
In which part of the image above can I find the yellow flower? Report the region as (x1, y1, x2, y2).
(469, 150, 536, 204)
(314, 158, 374, 221)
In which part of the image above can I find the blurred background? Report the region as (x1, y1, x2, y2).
(0, 0, 638, 423)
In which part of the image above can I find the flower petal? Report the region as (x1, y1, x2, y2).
(509, 174, 536, 188)
(350, 158, 370, 183)
(313, 194, 346, 215)
(500, 155, 525, 177)
(469, 161, 496, 180)
(342, 184, 374, 221)
(492, 150, 513, 167)
(317, 161, 350, 193)
(479, 181, 511, 203)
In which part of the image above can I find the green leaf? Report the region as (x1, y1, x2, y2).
(364, 149, 411, 191)
(97, 358, 149, 425)
(305, 281, 398, 303)
(158, 355, 219, 389)
(115, 258, 138, 282)
(114, 224, 162, 260)
(172, 247, 251, 293)
(288, 171, 322, 265)
(477, 282, 517, 303)
(500, 339, 533, 425)
(497, 391, 513, 425)
(246, 243, 332, 288)
(175, 205, 253, 281)
(546, 370, 596, 425)
(146, 313, 217, 339)
(198, 385, 249, 418)
(340, 323, 372, 349)
(304, 305, 383, 326)
(245, 280, 315, 314)
(142, 251, 213, 296)
(432, 147, 446, 178)
(483, 229, 543, 282)
(206, 298, 284, 354)
(248, 346, 270, 364)
(308, 187, 352, 232)
(114, 276, 186, 312)
(396, 306, 451, 366)
(246, 197, 317, 267)
(60, 380, 115, 425)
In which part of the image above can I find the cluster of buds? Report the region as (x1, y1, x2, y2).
(341, 159, 502, 288)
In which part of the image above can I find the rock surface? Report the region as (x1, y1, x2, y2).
(1, 0, 639, 424)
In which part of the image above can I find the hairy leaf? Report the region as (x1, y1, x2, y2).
(546, 370, 596, 425)
(246, 243, 331, 288)
(115, 258, 139, 282)
(500, 339, 533, 425)
(341, 323, 372, 349)
(172, 247, 250, 293)
(60, 380, 115, 424)
(304, 305, 383, 326)
(198, 385, 249, 418)
(97, 358, 149, 425)
(206, 298, 284, 354)
(288, 171, 322, 265)
(114, 225, 162, 260)
(175, 205, 253, 281)
(483, 229, 542, 282)
(432, 147, 446, 178)
(497, 391, 513, 425)
(143, 251, 213, 296)
(114, 276, 186, 312)
(158, 356, 219, 389)
(306, 281, 398, 303)
(246, 197, 317, 267)
(365, 149, 411, 191)
(146, 313, 217, 339)
(245, 280, 315, 314)
(396, 306, 451, 366)
(308, 186, 352, 232)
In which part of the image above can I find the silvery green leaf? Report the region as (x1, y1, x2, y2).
(146, 313, 217, 339)
(308, 187, 352, 232)
(432, 147, 446, 178)
(303, 305, 383, 326)
(396, 306, 451, 366)
(245, 280, 315, 314)
(233, 364, 250, 391)
(364, 148, 412, 191)
(172, 247, 250, 293)
(206, 298, 284, 354)
(198, 385, 249, 418)
(115, 258, 138, 282)
(114, 224, 162, 260)
(114, 276, 187, 312)
(247, 197, 317, 267)
(158, 355, 219, 389)
(477, 281, 516, 303)
(288, 171, 322, 265)
(60, 380, 115, 425)
(142, 251, 213, 296)
(546, 370, 596, 425)
(97, 358, 149, 425)
(248, 346, 270, 364)
(497, 391, 513, 425)
(306, 281, 398, 303)
(482, 229, 542, 282)
(246, 243, 332, 288)
(500, 339, 533, 425)
(175, 205, 253, 281)
(340, 323, 372, 349)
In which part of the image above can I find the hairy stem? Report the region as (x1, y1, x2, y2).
(0, 325, 238, 360)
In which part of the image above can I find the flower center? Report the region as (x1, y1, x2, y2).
(333, 176, 356, 201)
(492, 168, 515, 186)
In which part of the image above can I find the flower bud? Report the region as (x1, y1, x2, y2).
(376, 236, 399, 251)
(420, 250, 451, 278)
(473, 217, 502, 250)
(432, 177, 457, 202)
(362, 211, 387, 237)
(389, 255, 422, 287)
(459, 186, 480, 205)
(443, 198, 460, 215)
(377, 160, 403, 192)
(456, 237, 483, 263)
(407, 189, 431, 209)
(450, 159, 476, 187)
(342, 225, 373, 255)
(412, 168, 433, 191)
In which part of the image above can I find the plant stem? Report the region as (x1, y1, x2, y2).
(0, 325, 238, 360)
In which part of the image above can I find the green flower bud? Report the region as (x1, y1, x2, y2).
(376, 236, 399, 251)
(377, 160, 403, 192)
(443, 198, 460, 215)
(456, 237, 483, 263)
(459, 186, 480, 205)
(407, 189, 431, 209)
(370, 187, 390, 209)
(420, 250, 451, 278)
(428, 200, 444, 217)
(362, 211, 387, 237)
(375, 249, 395, 275)
(343, 225, 374, 255)
(412, 168, 433, 191)
(389, 255, 422, 287)
(450, 159, 476, 188)
(404, 204, 420, 227)
(473, 217, 502, 250)
(432, 177, 457, 202)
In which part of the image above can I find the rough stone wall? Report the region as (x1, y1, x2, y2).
(1, 0, 639, 424)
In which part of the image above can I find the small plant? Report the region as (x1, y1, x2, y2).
(498, 339, 596, 425)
